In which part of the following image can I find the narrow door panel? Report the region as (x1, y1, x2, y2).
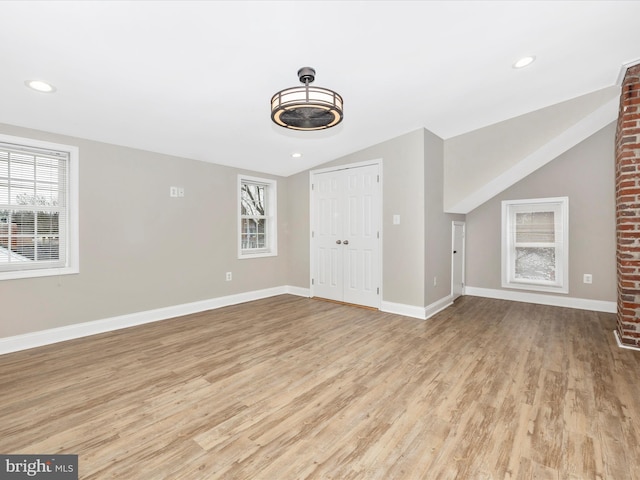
(312, 164, 380, 308)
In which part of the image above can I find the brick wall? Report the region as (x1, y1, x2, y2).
(616, 63, 640, 347)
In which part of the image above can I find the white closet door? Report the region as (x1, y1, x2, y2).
(312, 163, 380, 308)
(313, 170, 344, 302)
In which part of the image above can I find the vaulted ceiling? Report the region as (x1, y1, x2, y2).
(1, 1, 639, 177)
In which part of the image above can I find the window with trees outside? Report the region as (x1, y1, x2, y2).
(0, 135, 79, 280)
(501, 197, 568, 293)
(238, 175, 277, 258)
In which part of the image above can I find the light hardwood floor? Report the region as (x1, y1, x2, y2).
(1, 295, 639, 479)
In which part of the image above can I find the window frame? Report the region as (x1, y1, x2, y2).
(238, 174, 277, 259)
(501, 197, 568, 294)
(0, 134, 79, 281)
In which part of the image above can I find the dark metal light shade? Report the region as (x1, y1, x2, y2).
(271, 67, 343, 131)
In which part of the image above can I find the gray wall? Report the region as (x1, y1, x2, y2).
(424, 130, 465, 304)
(287, 127, 463, 309)
(4, 116, 612, 341)
(0, 122, 289, 337)
(285, 171, 309, 288)
(465, 122, 616, 301)
(287, 129, 427, 307)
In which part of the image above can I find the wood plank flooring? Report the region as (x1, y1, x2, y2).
(1, 295, 639, 479)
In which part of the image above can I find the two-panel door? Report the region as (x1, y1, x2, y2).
(312, 163, 380, 308)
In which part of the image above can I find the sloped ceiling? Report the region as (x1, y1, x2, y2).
(444, 86, 620, 213)
(0, 1, 639, 177)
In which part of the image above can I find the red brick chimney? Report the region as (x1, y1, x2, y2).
(616, 63, 640, 348)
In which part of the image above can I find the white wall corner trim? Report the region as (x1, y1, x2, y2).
(446, 97, 619, 214)
(617, 58, 640, 85)
(380, 295, 454, 321)
(0, 285, 310, 355)
(613, 330, 640, 351)
(425, 295, 455, 320)
(465, 286, 616, 313)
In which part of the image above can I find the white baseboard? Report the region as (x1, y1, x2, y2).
(380, 301, 427, 319)
(465, 286, 616, 313)
(284, 285, 311, 297)
(424, 295, 454, 320)
(614, 330, 640, 351)
(0, 285, 310, 355)
(7, 283, 614, 356)
(380, 295, 454, 320)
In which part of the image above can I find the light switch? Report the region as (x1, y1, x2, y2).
(393, 214, 400, 225)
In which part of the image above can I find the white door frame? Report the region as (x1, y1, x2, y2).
(451, 221, 466, 300)
(310, 159, 383, 308)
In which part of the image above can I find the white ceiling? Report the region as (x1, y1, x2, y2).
(1, 1, 639, 177)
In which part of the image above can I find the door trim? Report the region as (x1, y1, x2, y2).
(451, 220, 466, 300)
(309, 159, 383, 308)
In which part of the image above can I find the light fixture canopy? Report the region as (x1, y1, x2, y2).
(271, 67, 343, 131)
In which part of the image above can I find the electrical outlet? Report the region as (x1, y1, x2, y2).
(226, 272, 232, 281)
(583, 274, 592, 284)
(170, 186, 184, 197)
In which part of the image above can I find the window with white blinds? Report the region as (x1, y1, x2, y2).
(0, 135, 78, 280)
(501, 197, 568, 293)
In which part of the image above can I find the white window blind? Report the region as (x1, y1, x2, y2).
(0, 142, 70, 273)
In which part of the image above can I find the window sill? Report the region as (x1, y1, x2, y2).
(502, 281, 568, 294)
(0, 266, 79, 282)
(238, 250, 277, 260)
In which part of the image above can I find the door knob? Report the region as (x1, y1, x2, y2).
(336, 240, 342, 244)
(343, 240, 349, 245)
(453, 250, 457, 254)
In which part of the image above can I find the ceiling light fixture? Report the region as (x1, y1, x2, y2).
(513, 56, 536, 69)
(25, 80, 56, 93)
(291, 152, 303, 158)
(271, 67, 343, 131)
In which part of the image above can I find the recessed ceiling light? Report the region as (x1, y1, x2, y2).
(25, 80, 56, 93)
(513, 56, 536, 69)
(291, 152, 303, 158)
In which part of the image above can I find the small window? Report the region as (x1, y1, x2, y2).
(0, 134, 79, 280)
(238, 175, 277, 258)
(502, 197, 568, 293)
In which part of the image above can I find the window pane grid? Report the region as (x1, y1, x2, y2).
(241, 218, 267, 250)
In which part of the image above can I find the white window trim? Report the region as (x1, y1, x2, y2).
(501, 197, 568, 294)
(238, 174, 277, 259)
(0, 133, 79, 281)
